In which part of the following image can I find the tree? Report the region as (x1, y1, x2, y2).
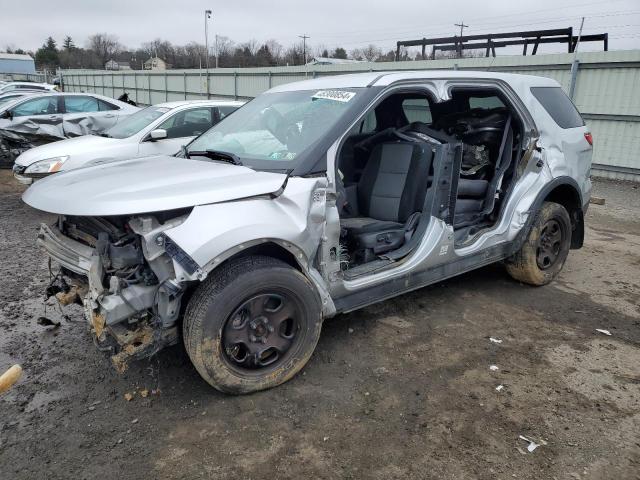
(35, 37, 59, 70)
(351, 44, 382, 62)
(333, 47, 347, 59)
(63, 36, 75, 51)
(88, 33, 122, 66)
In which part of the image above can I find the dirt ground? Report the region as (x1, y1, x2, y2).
(0, 170, 638, 480)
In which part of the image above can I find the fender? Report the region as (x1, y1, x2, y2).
(509, 175, 585, 255)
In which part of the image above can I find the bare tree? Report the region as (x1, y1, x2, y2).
(88, 33, 122, 65)
(352, 44, 382, 62)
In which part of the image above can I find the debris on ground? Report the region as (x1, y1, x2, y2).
(140, 389, 149, 398)
(0, 364, 22, 394)
(36, 316, 61, 328)
(489, 337, 503, 344)
(489, 365, 499, 371)
(595, 329, 612, 336)
(496, 385, 505, 392)
(518, 435, 547, 453)
(590, 196, 606, 206)
(124, 392, 134, 402)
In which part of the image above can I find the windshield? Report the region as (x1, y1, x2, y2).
(104, 106, 170, 139)
(187, 89, 362, 169)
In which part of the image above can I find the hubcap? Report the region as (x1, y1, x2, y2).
(222, 293, 299, 370)
(536, 219, 563, 270)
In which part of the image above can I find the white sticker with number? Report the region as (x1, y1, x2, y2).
(312, 90, 356, 103)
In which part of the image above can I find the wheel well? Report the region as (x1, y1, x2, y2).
(217, 242, 303, 272)
(543, 184, 584, 249)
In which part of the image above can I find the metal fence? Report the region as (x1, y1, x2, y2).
(60, 50, 640, 181)
(0, 72, 48, 83)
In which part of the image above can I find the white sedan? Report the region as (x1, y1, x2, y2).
(13, 99, 244, 183)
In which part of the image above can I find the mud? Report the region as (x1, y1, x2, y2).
(0, 170, 639, 480)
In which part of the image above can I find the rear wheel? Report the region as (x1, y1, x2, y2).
(506, 201, 572, 286)
(183, 256, 322, 394)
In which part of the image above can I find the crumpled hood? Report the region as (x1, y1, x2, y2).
(22, 155, 287, 216)
(15, 135, 117, 167)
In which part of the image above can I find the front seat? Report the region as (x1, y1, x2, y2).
(341, 141, 432, 262)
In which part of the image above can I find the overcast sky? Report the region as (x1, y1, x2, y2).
(2, 0, 639, 56)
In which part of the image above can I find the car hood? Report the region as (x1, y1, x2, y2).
(15, 135, 120, 167)
(22, 155, 288, 216)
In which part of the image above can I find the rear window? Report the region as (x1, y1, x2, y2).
(531, 87, 585, 129)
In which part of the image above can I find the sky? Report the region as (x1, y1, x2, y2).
(1, 0, 639, 56)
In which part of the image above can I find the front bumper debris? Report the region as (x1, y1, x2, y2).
(39, 220, 181, 374)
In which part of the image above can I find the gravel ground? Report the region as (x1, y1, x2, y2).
(0, 170, 639, 480)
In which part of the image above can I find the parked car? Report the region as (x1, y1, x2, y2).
(0, 90, 42, 107)
(0, 81, 56, 94)
(23, 71, 592, 394)
(0, 92, 139, 168)
(13, 99, 244, 183)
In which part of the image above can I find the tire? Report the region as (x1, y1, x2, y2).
(183, 255, 322, 394)
(506, 201, 572, 286)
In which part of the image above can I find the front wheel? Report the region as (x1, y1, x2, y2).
(506, 201, 572, 286)
(183, 256, 322, 394)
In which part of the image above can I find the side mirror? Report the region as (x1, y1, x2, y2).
(0, 110, 12, 120)
(149, 129, 167, 141)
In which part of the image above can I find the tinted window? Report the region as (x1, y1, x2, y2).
(402, 98, 432, 123)
(218, 105, 239, 119)
(98, 99, 118, 111)
(531, 87, 584, 129)
(11, 97, 59, 117)
(158, 107, 214, 139)
(17, 85, 45, 90)
(64, 96, 99, 113)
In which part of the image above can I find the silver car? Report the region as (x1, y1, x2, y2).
(13, 100, 244, 184)
(23, 71, 592, 394)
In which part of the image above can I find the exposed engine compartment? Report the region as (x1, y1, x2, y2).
(42, 211, 192, 372)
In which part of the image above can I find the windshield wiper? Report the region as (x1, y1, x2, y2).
(187, 149, 243, 166)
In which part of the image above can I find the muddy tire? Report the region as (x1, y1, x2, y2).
(183, 255, 322, 394)
(506, 201, 572, 286)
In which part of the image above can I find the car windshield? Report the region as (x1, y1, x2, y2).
(187, 89, 362, 168)
(104, 106, 170, 139)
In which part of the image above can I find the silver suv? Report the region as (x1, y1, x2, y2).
(24, 71, 592, 394)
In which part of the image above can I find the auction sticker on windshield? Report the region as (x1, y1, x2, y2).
(312, 90, 356, 102)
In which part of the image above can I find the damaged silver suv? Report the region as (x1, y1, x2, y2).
(23, 71, 593, 394)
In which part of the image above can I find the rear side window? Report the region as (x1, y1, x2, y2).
(98, 99, 118, 111)
(64, 96, 99, 113)
(531, 87, 584, 129)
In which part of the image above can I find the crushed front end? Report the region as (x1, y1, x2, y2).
(37, 212, 193, 372)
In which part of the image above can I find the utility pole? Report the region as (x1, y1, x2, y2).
(298, 34, 310, 66)
(215, 34, 219, 69)
(204, 9, 212, 98)
(454, 21, 469, 58)
(569, 17, 585, 100)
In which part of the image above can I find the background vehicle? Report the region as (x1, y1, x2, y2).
(0, 92, 139, 168)
(0, 90, 42, 107)
(13, 99, 244, 183)
(0, 81, 56, 94)
(23, 71, 592, 394)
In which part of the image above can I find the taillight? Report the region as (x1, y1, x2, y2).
(584, 132, 593, 146)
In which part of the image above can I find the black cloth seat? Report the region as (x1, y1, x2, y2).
(341, 141, 432, 260)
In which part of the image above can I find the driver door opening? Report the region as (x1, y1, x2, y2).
(335, 86, 524, 275)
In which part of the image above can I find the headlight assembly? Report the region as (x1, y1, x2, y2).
(24, 156, 69, 174)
